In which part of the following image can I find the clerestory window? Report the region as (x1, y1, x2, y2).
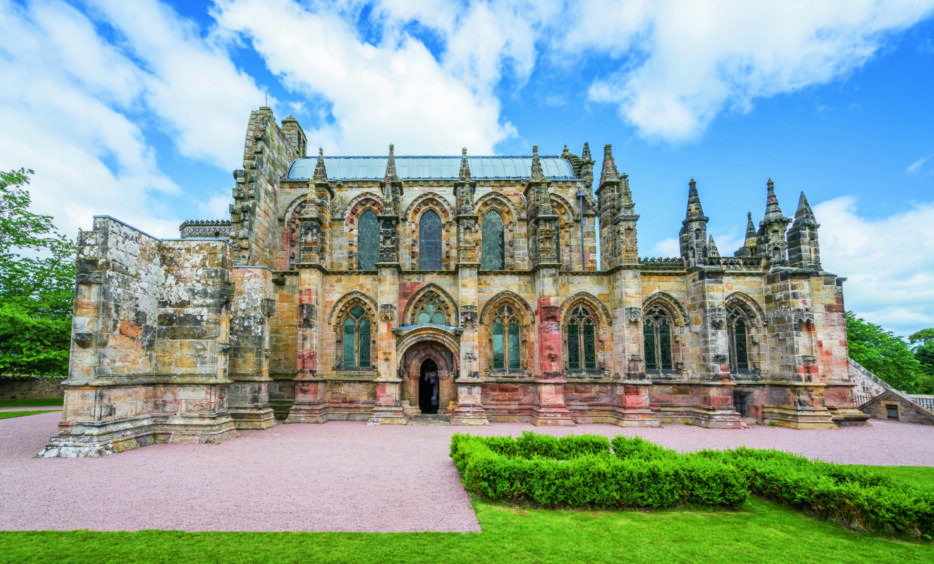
(481, 210, 505, 270)
(342, 305, 371, 369)
(357, 210, 379, 271)
(419, 210, 442, 270)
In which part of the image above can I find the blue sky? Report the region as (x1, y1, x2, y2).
(1, 0, 933, 336)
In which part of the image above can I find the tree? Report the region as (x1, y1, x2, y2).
(845, 312, 926, 393)
(908, 329, 934, 394)
(0, 168, 76, 377)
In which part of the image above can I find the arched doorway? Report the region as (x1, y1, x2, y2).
(419, 358, 439, 414)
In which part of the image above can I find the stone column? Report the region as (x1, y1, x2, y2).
(227, 266, 277, 430)
(609, 268, 657, 427)
(453, 263, 488, 425)
(368, 261, 406, 424)
(286, 267, 327, 423)
(530, 266, 574, 426)
(685, 266, 744, 428)
(761, 271, 835, 428)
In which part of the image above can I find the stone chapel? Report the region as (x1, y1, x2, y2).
(41, 108, 869, 457)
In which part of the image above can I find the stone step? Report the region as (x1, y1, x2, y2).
(408, 414, 451, 426)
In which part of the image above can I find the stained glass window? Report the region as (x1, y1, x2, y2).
(643, 306, 673, 371)
(728, 308, 750, 372)
(413, 297, 448, 325)
(644, 323, 657, 370)
(481, 210, 505, 270)
(419, 210, 442, 270)
(342, 305, 371, 369)
(566, 305, 596, 370)
(491, 306, 521, 370)
(358, 210, 379, 271)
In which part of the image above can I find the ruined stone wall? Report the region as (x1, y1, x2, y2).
(231, 108, 302, 269)
(42, 218, 238, 457)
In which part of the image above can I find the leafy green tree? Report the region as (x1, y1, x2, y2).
(0, 168, 76, 377)
(845, 312, 926, 393)
(908, 329, 934, 393)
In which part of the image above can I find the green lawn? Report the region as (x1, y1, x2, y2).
(0, 397, 63, 408)
(0, 466, 930, 563)
(0, 409, 60, 419)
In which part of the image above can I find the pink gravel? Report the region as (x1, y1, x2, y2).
(1, 413, 932, 532)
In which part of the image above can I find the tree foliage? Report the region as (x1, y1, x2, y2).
(908, 329, 934, 392)
(845, 312, 931, 394)
(0, 168, 75, 377)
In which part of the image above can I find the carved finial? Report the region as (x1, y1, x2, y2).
(384, 144, 397, 183)
(313, 147, 327, 182)
(459, 147, 471, 181)
(530, 145, 546, 182)
(599, 144, 619, 185)
(764, 178, 786, 223)
(684, 178, 706, 222)
(793, 191, 817, 226)
(708, 235, 720, 257)
(582, 142, 592, 162)
(745, 211, 757, 242)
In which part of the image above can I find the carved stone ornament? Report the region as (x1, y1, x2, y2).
(713, 354, 728, 363)
(378, 304, 396, 322)
(460, 305, 478, 330)
(792, 307, 815, 327)
(625, 307, 642, 324)
(707, 307, 726, 330)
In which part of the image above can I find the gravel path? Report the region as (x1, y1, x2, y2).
(1, 413, 932, 532)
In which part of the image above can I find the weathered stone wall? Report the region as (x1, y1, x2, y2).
(0, 377, 63, 400)
(40, 218, 239, 457)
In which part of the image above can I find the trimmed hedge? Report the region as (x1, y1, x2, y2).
(696, 448, 934, 539)
(450, 432, 748, 509)
(451, 433, 934, 538)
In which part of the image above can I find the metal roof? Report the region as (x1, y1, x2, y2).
(286, 156, 578, 181)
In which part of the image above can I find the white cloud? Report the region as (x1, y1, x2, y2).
(567, 0, 934, 142)
(907, 154, 930, 174)
(0, 0, 179, 237)
(649, 237, 679, 257)
(815, 196, 934, 335)
(213, 0, 517, 154)
(88, 0, 269, 171)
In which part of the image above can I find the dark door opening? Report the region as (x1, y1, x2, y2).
(886, 404, 899, 421)
(419, 358, 439, 414)
(733, 392, 748, 418)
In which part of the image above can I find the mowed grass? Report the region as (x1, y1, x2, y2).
(0, 397, 63, 408)
(0, 410, 59, 420)
(0, 466, 930, 564)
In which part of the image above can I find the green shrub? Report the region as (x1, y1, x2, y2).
(451, 433, 747, 509)
(696, 447, 934, 538)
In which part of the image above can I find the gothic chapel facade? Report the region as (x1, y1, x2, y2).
(42, 108, 868, 457)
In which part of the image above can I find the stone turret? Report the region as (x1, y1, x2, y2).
(526, 146, 559, 265)
(787, 191, 821, 270)
(757, 179, 791, 266)
(679, 179, 709, 267)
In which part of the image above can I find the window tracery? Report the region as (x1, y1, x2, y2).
(727, 306, 750, 372)
(357, 210, 379, 271)
(341, 305, 372, 369)
(491, 305, 521, 369)
(565, 305, 597, 370)
(643, 305, 674, 371)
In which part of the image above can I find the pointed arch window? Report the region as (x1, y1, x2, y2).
(481, 210, 505, 270)
(342, 305, 371, 369)
(419, 210, 442, 270)
(491, 305, 521, 369)
(358, 210, 379, 271)
(566, 305, 597, 370)
(643, 306, 673, 371)
(727, 307, 750, 372)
